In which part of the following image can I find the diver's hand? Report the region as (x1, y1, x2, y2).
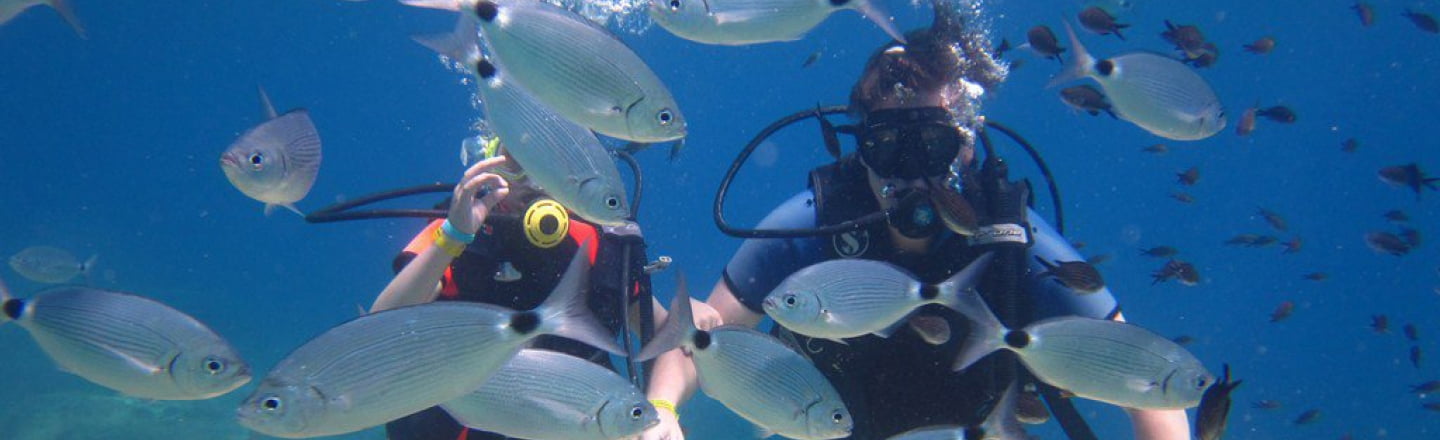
(690, 299, 722, 331)
(641, 409, 684, 440)
(449, 156, 511, 236)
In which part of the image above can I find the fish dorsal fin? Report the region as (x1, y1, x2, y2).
(257, 86, 278, 120)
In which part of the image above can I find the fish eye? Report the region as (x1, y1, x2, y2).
(606, 196, 621, 209)
(248, 153, 265, 169)
(1195, 376, 1210, 389)
(667, 0, 680, 11)
(203, 356, 226, 374)
(831, 410, 845, 423)
(656, 109, 674, 126)
(262, 396, 283, 411)
(1095, 60, 1115, 76)
(631, 405, 645, 420)
(783, 294, 798, 307)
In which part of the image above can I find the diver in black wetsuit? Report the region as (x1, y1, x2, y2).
(640, 6, 1191, 440)
(375, 155, 720, 440)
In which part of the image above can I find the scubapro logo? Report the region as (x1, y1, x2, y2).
(833, 230, 870, 258)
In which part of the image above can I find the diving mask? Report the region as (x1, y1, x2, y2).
(857, 107, 966, 180)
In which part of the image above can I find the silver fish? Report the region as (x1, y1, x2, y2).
(0, 284, 250, 400)
(403, 0, 686, 143)
(236, 247, 622, 438)
(0, 0, 84, 38)
(762, 254, 992, 341)
(441, 349, 658, 440)
(220, 86, 322, 216)
(1050, 22, 1225, 141)
(472, 58, 632, 226)
(951, 288, 1213, 410)
(640, 275, 852, 440)
(648, 0, 905, 46)
(9, 246, 96, 284)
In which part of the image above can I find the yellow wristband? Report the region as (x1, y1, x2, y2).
(649, 399, 677, 417)
(433, 227, 466, 258)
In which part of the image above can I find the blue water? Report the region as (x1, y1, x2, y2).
(1, 0, 1436, 438)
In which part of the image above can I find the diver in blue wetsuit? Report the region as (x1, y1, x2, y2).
(640, 8, 1192, 440)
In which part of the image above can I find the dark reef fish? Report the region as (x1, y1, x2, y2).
(1252, 400, 1282, 410)
(1035, 257, 1105, 294)
(1378, 163, 1439, 199)
(1403, 9, 1440, 33)
(1411, 381, 1440, 394)
(1078, 6, 1129, 40)
(1152, 259, 1200, 286)
(1302, 272, 1328, 282)
(1371, 314, 1389, 334)
(1177, 166, 1201, 186)
(1413, 346, 1424, 368)
(1161, 20, 1208, 57)
(1280, 237, 1302, 254)
(1292, 408, 1321, 425)
(1256, 106, 1297, 123)
(1405, 324, 1419, 341)
(1026, 25, 1065, 62)
(1060, 85, 1116, 118)
(1225, 234, 1262, 246)
(1195, 364, 1241, 440)
(1365, 231, 1413, 256)
(1342, 138, 1360, 152)
(1142, 143, 1169, 154)
(1140, 246, 1179, 258)
(1171, 192, 1195, 204)
(1257, 208, 1287, 231)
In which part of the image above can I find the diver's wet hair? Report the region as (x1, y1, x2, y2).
(849, 0, 1006, 122)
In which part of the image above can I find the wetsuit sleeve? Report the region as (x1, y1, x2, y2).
(1026, 209, 1120, 320)
(722, 191, 828, 314)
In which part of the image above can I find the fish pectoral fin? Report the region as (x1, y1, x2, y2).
(95, 344, 164, 375)
(709, 10, 768, 25)
(1126, 378, 1159, 393)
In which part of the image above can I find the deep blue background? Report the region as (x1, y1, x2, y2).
(1, 0, 1436, 438)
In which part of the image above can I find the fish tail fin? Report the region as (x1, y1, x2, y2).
(638, 273, 697, 361)
(0, 276, 13, 325)
(399, 0, 464, 12)
(411, 13, 482, 71)
(950, 280, 1007, 372)
(935, 252, 993, 309)
(981, 382, 1029, 440)
(850, 0, 907, 44)
(539, 240, 624, 355)
(1046, 21, 1093, 89)
(47, 0, 86, 39)
(80, 253, 99, 283)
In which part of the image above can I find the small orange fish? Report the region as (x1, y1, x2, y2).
(1236, 107, 1257, 136)
(1243, 36, 1276, 54)
(1281, 237, 1303, 254)
(1270, 301, 1295, 322)
(1353, 2, 1375, 27)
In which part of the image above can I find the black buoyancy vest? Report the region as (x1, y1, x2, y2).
(794, 155, 1011, 439)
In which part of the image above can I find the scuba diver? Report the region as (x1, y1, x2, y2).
(348, 151, 720, 440)
(640, 4, 1191, 440)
